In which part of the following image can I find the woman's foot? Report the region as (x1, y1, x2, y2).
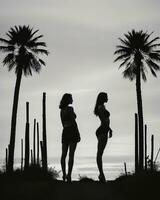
(98, 174, 106, 183)
(62, 174, 66, 182)
(66, 175, 71, 183)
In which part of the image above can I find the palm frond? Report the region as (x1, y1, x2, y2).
(30, 57, 42, 73)
(115, 30, 160, 81)
(144, 31, 153, 43)
(0, 25, 48, 75)
(0, 38, 10, 44)
(31, 48, 49, 55)
(39, 59, 46, 66)
(148, 53, 160, 62)
(30, 29, 39, 38)
(114, 48, 131, 55)
(118, 57, 131, 69)
(118, 38, 130, 47)
(28, 41, 46, 48)
(146, 59, 160, 71)
(3, 53, 15, 66)
(149, 67, 157, 77)
(30, 35, 43, 43)
(8, 61, 16, 71)
(148, 43, 160, 49)
(122, 67, 136, 81)
(140, 62, 147, 81)
(146, 37, 160, 47)
(114, 54, 130, 62)
(0, 45, 15, 52)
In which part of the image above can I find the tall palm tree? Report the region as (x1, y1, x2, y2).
(0, 25, 48, 172)
(114, 30, 160, 171)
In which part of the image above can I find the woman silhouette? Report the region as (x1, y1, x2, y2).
(59, 93, 80, 182)
(94, 92, 112, 182)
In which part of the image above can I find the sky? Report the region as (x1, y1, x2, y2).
(0, 0, 160, 172)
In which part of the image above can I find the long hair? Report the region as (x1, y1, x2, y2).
(94, 92, 107, 116)
(59, 93, 72, 109)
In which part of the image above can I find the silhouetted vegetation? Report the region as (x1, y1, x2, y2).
(78, 175, 95, 182)
(115, 171, 160, 200)
(1, 24, 160, 199)
(0, 165, 59, 183)
(0, 25, 48, 173)
(114, 30, 160, 171)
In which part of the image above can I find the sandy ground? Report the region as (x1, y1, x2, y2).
(1, 175, 160, 200)
(2, 180, 123, 200)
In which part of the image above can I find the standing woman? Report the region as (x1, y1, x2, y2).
(94, 92, 112, 182)
(59, 93, 80, 182)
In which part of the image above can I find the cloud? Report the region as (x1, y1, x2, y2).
(0, 0, 160, 162)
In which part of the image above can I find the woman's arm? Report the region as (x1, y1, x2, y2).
(69, 106, 76, 119)
(98, 106, 110, 127)
(98, 106, 113, 138)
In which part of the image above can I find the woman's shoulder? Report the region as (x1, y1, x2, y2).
(68, 106, 74, 111)
(97, 105, 110, 116)
(61, 106, 73, 110)
(97, 105, 105, 111)
(63, 106, 74, 113)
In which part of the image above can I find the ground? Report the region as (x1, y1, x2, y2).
(1, 173, 160, 200)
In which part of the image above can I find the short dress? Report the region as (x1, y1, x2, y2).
(61, 106, 81, 144)
(96, 105, 110, 138)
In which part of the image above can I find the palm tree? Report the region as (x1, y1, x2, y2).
(114, 30, 160, 171)
(0, 25, 48, 172)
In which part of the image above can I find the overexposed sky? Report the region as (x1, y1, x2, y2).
(0, 0, 160, 166)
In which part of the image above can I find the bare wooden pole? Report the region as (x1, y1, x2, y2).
(42, 92, 48, 170)
(37, 122, 40, 165)
(144, 124, 147, 170)
(6, 147, 8, 171)
(135, 113, 139, 173)
(24, 102, 30, 170)
(151, 135, 154, 171)
(33, 119, 36, 165)
(40, 141, 44, 168)
(124, 162, 127, 176)
(31, 149, 33, 165)
(21, 139, 23, 171)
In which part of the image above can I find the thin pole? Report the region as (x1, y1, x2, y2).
(24, 102, 30, 170)
(21, 139, 23, 171)
(124, 162, 127, 176)
(144, 124, 147, 170)
(40, 141, 44, 168)
(151, 135, 154, 171)
(33, 119, 36, 165)
(37, 122, 40, 165)
(31, 149, 33, 165)
(6, 147, 8, 171)
(42, 92, 48, 170)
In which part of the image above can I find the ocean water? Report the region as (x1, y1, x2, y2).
(1, 156, 134, 181)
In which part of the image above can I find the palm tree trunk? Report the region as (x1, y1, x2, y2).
(135, 113, 139, 173)
(7, 69, 22, 173)
(136, 62, 144, 171)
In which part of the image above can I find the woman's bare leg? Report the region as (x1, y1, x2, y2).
(96, 135, 108, 180)
(67, 142, 77, 181)
(61, 143, 69, 181)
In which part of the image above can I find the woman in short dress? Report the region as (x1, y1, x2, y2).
(59, 93, 80, 182)
(94, 92, 112, 182)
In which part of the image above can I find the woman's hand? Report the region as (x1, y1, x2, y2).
(109, 128, 113, 138)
